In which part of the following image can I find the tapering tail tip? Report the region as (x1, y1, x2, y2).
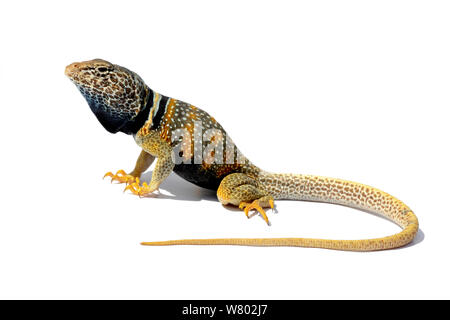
(140, 240, 218, 246)
(139, 221, 418, 251)
(141, 241, 177, 246)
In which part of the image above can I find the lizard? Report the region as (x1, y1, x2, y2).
(65, 58, 419, 251)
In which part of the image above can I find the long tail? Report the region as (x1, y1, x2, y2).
(141, 173, 419, 251)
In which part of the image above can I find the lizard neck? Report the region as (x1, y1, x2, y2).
(136, 90, 171, 133)
(119, 86, 154, 135)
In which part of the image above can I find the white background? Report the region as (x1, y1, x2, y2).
(0, 0, 449, 299)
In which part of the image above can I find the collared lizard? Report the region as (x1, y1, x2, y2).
(65, 58, 419, 251)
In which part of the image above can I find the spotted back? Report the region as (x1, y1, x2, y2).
(137, 95, 260, 190)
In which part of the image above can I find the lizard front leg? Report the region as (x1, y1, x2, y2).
(125, 154, 174, 197)
(104, 149, 155, 184)
(125, 131, 175, 197)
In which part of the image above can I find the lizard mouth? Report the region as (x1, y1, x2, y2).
(65, 62, 80, 79)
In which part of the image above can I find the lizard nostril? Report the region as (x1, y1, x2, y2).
(65, 63, 80, 76)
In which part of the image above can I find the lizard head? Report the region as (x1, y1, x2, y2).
(65, 59, 149, 134)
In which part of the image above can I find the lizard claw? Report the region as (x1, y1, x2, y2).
(238, 196, 274, 225)
(103, 170, 136, 185)
(124, 178, 156, 197)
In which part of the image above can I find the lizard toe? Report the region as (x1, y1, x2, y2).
(104, 169, 137, 184)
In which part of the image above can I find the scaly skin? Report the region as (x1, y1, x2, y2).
(66, 59, 419, 251)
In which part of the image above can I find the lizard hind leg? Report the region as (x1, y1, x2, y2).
(217, 173, 274, 225)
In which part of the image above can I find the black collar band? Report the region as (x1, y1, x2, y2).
(150, 94, 168, 130)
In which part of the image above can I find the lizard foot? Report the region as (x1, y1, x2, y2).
(124, 178, 158, 197)
(238, 196, 274, 225)
(103, 170, 137, 184)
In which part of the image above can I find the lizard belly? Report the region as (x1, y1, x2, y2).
(173, 164, 222, 190)
(172, 155, 261, 191)
(173, 163, 244, 191)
